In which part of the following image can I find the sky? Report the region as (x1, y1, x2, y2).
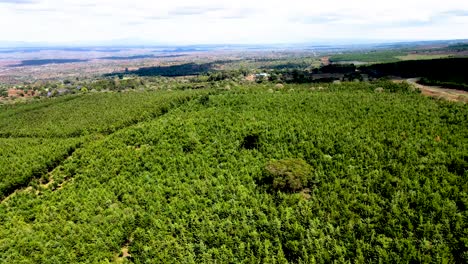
(0, 0, 467, 45)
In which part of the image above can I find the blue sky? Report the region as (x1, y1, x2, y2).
(0, 0, 467, 45)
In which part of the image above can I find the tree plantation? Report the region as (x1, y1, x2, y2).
(0, 82, 467, 263)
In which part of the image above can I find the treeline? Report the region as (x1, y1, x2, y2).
(268, 64, 358, 83)
(108, 63, 214, 77)
(89, 77, 146, 91)
(419, 78, 468, 90)
(260, 62, 311, 70)
(361, 58, 468, 91)
(10, 59, 88, 67)
(99, 54, 184, 60)
(443, 43, 468, 52)
(194, 64, 359, 84)
(197, 69, 250, 82)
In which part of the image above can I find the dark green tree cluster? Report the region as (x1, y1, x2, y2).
(89, 77, 146, 91)
(361, 58, 468, 91)
(203, 70, 249, 82)
(107, 63, 214, 77)
(0, 88, 7, 98)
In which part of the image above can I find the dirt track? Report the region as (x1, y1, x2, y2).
(396, 78, 468, 103)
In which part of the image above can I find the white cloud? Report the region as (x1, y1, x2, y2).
(0, 0, 467, 44)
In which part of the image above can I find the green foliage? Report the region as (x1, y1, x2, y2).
(372, 79, 419, 93)
(419, 77, 468, 90)
(108, 63, 214, 77)
(0, 90, 206, 137)
(0, 137, 83, 199)
(0, 84, 467, 263)
(264, 158, 313, 192)
(203, 70, 246, 82)
(220, 57, 320, 71)
(87, 77, 145, 91)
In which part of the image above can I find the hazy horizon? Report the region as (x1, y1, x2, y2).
(0, 39, 468, 49)
(0, 0, 467, 45)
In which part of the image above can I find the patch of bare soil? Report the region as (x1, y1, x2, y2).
(245, 74, 255, 82)
(1, 187, 34, 204)
(113, 238, 133, 263)
(300, 188, 312, 200)
(39, 174, 55, 189)
(121, 247, 131, 258)
(39, 177, 69, 192)
(1, 157, 75, 204)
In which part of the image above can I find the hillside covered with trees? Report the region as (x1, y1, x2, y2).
(1, 82, 467, 263)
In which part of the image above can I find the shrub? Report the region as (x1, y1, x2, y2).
(264, 158, 313, 192)
(373, 80, 418, 93)
(375, 87, 384, 93)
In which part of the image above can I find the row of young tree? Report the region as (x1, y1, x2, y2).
(0, 90, 204, 138)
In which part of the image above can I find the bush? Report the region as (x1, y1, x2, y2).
(264, 158, 313, 192)
(373, 80, 417, 93)
(375, 87, 384, 93)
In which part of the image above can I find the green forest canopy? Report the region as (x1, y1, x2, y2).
(0, 82, 467, 263)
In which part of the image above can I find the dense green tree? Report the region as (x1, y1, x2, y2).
(0, 83, 466, 263)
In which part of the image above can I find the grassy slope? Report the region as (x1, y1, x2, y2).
(1, 84, 467, 263)
(396, 54, 452, 61)
(329, 51, 405, 63)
